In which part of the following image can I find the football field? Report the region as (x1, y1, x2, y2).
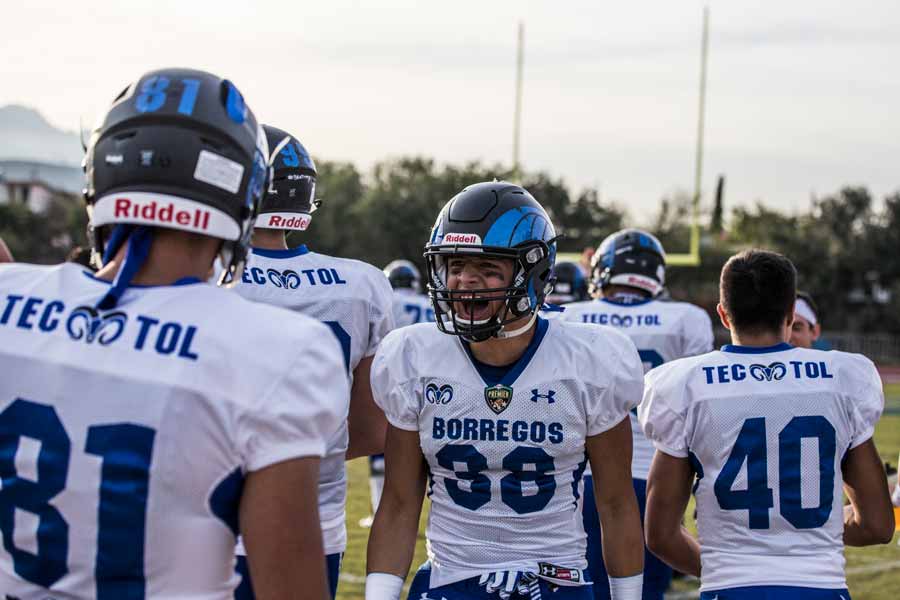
(336, 384, 900, 600)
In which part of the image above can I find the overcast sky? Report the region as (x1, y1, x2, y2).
(2, 0, 898, 224)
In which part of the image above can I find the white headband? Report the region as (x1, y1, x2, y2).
(795, 298, 818, 327)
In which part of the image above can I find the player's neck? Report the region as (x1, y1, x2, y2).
(729, 329, 789, 347)
(95, 230, 219, 286)
(469, 317, 536, 367)
(251, 229, 289, 250)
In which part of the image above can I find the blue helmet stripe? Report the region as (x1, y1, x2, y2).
(482, 206, 553, 247)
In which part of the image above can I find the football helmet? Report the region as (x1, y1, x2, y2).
(255, 125, 318, 231)
(546, 261, 588, 304)
(424, 181, 557, 342)
(384, 259, 421, 292)
(83, 67, 269, 300)
(590, 228, 666, 297)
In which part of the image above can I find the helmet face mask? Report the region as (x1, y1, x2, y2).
(424, 181, 557, 343)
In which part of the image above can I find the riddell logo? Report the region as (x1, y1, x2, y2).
(443, 232, 481, 245)
(268, 215, 310, 229)
(114, 197, 210, 230)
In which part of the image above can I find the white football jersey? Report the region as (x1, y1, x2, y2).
(226, 245, 394, 553)
(562, 298, 713, 479)
(639, 343, 883, 592)
(390, 288, 435, 328)
(0, 262, 347, 599)
(371, 318, 643, 587)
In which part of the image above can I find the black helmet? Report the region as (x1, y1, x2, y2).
(84, 67, 268, 294)
(590, 228, 666, 297)
(547, 261, 588, 304)
(256, 125, 318, 231)
(384, 259, 421, 291)
(424, 181, 557, 342)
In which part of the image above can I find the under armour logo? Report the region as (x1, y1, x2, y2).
(531, 389, 555, 403)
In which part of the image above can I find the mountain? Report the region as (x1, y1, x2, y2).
(0, 105, 83, 166)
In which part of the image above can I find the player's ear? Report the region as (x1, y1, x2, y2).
(716, 303, 731, 331)
(813, 322, 822, 341)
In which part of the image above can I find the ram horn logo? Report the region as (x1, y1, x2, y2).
(266, 268, 301, 289)
(66, 306, 128, 345)
(749, 362, 787, 382)
(424, 383, 453, 405)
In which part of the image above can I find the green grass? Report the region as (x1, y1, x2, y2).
(337, 390, 900, 600)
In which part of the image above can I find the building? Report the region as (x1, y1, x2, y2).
(0, 160, 82, 213)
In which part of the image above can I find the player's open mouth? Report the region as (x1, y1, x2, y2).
(455, 293, 493, 321)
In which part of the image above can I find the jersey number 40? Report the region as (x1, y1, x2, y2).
(714, 415, 836, 530)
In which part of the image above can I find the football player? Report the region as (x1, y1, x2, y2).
(545, 261, 589, 305)
(366, 182, 646, 600)
(790, 291, 821, 349)
(0, 68, 348, 599)
(359, 260, 434, 529)
(224, 125, 394, 599)
(562, 229, 713, 600)
(383, 259, 434, 328)
(640, 249, 894, 600)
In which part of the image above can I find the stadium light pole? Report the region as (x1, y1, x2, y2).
(512, 21, 524, 182)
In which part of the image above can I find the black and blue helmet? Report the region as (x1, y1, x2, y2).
(591, 228, 666, 297)
(384, 259, 421, 291)
(547, 261, 589, 304)
(424, 181, 557, 342)
(256, 125, 318, 231)
(83, 67, 269, 306)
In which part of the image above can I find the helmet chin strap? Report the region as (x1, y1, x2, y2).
(494, 311, 538, 339)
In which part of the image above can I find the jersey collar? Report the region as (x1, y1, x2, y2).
(600, 296, 655, 307)
(720, 342, 793, 354)
(461, 316, 550, 388)
(82, 270, 203, 288)
(251, 244, 310, 259)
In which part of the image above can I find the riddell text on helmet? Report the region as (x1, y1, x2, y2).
(267, 215, 310, 229)
(114, 197, 211, 230)
(443, 232, 482, 245)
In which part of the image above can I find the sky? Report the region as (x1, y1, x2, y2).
(2, 0, 898, 224)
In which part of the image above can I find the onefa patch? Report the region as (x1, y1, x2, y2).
(484, 384, 513, 414)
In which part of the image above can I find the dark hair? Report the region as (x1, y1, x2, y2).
(796, 290, 818, 319)
(720, 249, 797, 335)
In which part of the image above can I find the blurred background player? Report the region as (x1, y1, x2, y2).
(224, 124, 394, 599)
(367, 182, 646, 600)
(359, 259, 435, 528)
(383, 259, 434, 327)
(545, 260, 589, 305)
(0, 68, 347, 599)
(562, 228, 713, 600)
(790, 290, 821, 349)
(640, 249, 894, 600)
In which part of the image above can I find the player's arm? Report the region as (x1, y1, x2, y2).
(241, 457, 328, 600)
(644, 450, 701, 576)
(347, 355, 388, 459)
(843, 438, 895, 545)
(366, 425, 427, 599)
(586, 416, 644, 581)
